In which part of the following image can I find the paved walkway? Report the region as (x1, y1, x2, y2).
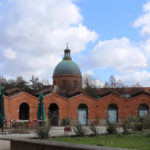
(0, 126, 122, 150)
(0, 140, 10, 150)
(0, 126, 108, 139)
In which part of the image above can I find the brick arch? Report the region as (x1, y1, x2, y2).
(68, 95, 97, 120)
(16, 101, 33, 120)
(48, 102, 60, 110)
(43, 94, 68, 119)
(19, 102, 30, 120)
(98, 94, 124, 119)
(8, 92, 38, 120)
(127, 94, 150, 117)
(44, 101, 61, 119)
(107, 103, 118, 109)
(78, 103, 88, 109)
(137, 102, 149, 109)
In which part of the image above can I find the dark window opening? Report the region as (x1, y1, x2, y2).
(62, 80, 66, 89)
(74, 80, 77, 88)
(19, 103, 29, 120)
(48, 103, 59, 126)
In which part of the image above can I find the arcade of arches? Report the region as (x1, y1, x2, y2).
(2, 48, 150, 125)
(3, 91, 150, 125)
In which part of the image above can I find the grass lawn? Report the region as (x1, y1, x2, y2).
(49, 130, 150, 150)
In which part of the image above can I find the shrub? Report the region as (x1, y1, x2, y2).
(142, 115, 150, 129)
(106, 121, 117, 134)
(129, 115, 150, 131)
(134, 122, 143, 131)
(89, 123, 99, 136)
(73, 123, 86, 137)
(61, 118, 70, 126)
(35, 121, 51, 139)
(122, 120, 130, 134)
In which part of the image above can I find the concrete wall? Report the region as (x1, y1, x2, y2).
(10, 139, 128, 150)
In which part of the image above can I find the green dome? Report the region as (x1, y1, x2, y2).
(53, 60, 81, 75)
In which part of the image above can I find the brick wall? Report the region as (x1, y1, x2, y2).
(53, 74, 82, 92)
(4, 91, 150, 124)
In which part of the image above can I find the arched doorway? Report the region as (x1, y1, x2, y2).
(19, 103, 29, 120)
(78, 104, 88, 125)
(138, 104, 149, 118)
(48, 103, 59, 126)
(108, 104, 118, 123)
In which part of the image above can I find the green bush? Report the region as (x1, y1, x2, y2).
(89, 123, 99, 136)
(61, 118, 70, 126)
(142, 115, 150, 129)
(35, 121, 51, 139)
(73, 123, 86, 137)
(129, 115, 150, 131)
(106, 122, 117, 134)
(134, 123, 143, 131)
(122, 120, 130, 134)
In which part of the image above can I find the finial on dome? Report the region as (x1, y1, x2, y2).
(63, 44, 72, 60)
(66, 43, 69, 49)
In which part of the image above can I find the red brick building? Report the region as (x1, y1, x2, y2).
(3, 48, 150, 125)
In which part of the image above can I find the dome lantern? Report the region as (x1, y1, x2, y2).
(63, 44, 72, 60)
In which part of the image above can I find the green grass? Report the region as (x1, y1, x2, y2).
(49, 130, 150, 150)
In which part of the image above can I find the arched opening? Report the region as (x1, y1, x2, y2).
(19, 103, 29, 120)
(108, 104, 118, 123)
(78, 104, 88, 125)
(48, 103, 59, 126)
(138, 104, 149, 118)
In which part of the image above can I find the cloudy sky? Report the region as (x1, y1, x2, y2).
(0, 0, 150, 86)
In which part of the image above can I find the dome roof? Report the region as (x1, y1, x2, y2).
(53, 60, 81, 75)
(53, 47, 81, 75)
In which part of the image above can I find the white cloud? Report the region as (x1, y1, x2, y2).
(133, 2, 150, 38)
(133, 1, 150, 64)
(87, 38, 147, 73)
(116, 71, 150, 86)
(3, 48, 16, 60)
(82, 70, 103, 87)
(0, 0, 98, 80)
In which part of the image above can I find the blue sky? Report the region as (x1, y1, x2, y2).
(76, 0, 145, 40)
(0, 0, 150, 86)
(75, 0, 150, 85)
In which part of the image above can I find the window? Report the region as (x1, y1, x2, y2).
(78, 104, 88, 125)
(62, 80, 66, 89)
(74, 80, 77, 88)
(138, 104, 149, 118)
(108, 104, 118, 123)
(54, 80, 56, 85)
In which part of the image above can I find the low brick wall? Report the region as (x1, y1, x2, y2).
(10, 139, 128, 150)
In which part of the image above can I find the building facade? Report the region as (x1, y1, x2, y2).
(3, 48, 150, 125)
